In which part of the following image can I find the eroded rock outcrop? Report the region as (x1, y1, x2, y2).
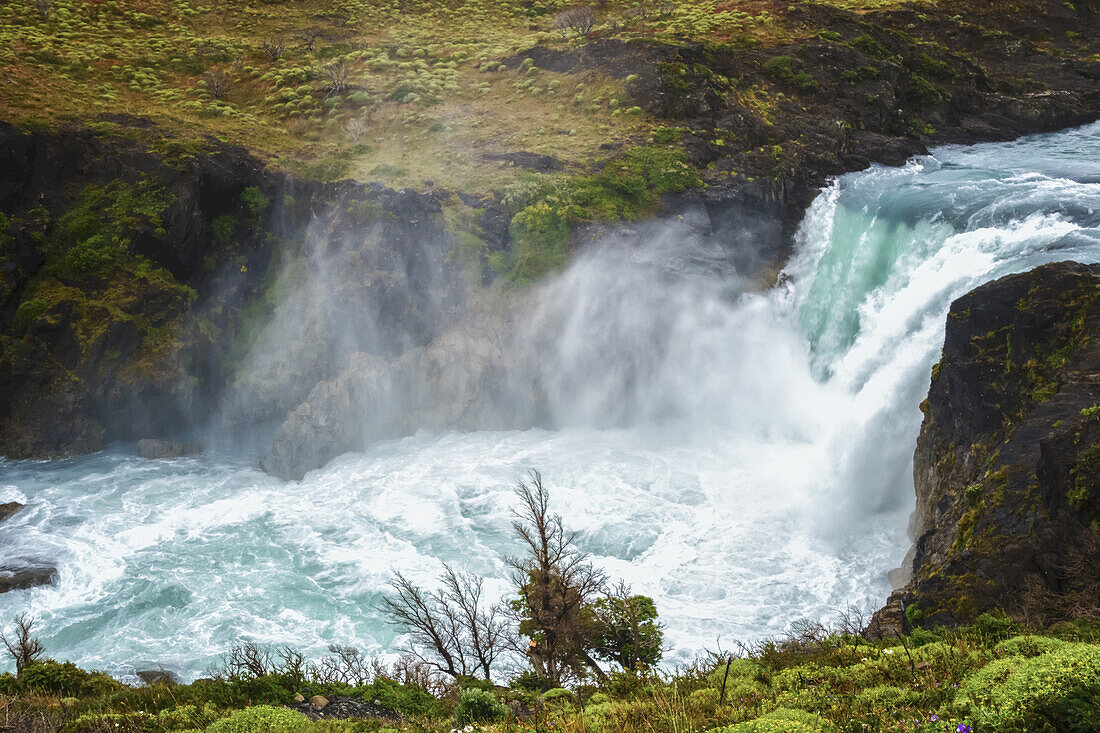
(874, 261, 1100, 632)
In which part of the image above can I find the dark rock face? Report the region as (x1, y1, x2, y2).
(137, 439, 202, 460)
(0, 563, 57, 593)
(876, 262, 1100, 630)
(0, 123, 464, 462)
(511, 2, 1099, 244)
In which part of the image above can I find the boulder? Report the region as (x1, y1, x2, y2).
(0, 502, 23, 523)
(0, 564, 57, 593)
(137, 439, 202, 459)
(136, 669, 178, 686)
(309, 695, 330, 709)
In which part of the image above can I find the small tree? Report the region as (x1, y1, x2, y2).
(552, 6, 597, 39)
(322, 60, 349, 96)
(203, 69, 231, 99)
(1, 614, 44, 676)
(507, 471, 607, 686)
(294, 27, 324, 53)
(344, 117, 367, 144)
(589, 582, 663, 672)
(381, 565, 506, 680)
(262, 36, 285, 61)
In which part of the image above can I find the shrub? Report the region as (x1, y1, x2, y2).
(718, 707, 835, 733)
(206, 705, 309, 733)
(761, 56, 817, 92)
(956, 643, 1100, 732)
(21, 660, 120, 697)
(452, 688, 507, 725)
(212, 214, 237, 245)
(541, 687, 574, 704)
(994, 635, 1066, 658)
(241, 187, 270, 217)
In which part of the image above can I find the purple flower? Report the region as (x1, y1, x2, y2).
(957, 725, 972, 733)
(930, 714, 939, 722)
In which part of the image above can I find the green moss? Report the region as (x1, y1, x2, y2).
(212, 214, 238, 245)
(496, 147, 701, 282)
(13, 297, 48, 331)
(906, 74, 947, 109)
(851, 34, 895, 61)
(1070, 441, 1100, 511)
(761, 56, 818, 93)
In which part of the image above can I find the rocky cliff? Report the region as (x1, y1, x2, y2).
(872, 261, 1100, 634)
(0, 121, 465, 459)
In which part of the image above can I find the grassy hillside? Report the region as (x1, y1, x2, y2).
(4, 0, 1094, 193)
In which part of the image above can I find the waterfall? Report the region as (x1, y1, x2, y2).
(1, 122, 1098, 680)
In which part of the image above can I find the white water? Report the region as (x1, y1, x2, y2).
(1, 123, 1099, 681)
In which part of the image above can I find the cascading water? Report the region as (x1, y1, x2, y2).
(1, 123, 1098, 680)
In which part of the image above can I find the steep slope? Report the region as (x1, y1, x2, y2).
(873, 262, 1100, 633)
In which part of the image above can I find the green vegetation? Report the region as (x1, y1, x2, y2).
(1, 614, 1098, 733)
(761, 56, 818, 93)
(494, 146, 701, 281)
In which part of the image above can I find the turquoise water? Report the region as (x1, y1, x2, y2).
(1, 122, 1098, 682)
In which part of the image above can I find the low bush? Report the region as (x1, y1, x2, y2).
(956, 643, 1100, 732)
(452, 687, 506, 725)
(206, 705, 309, 733)
(21, 660, 121, 698)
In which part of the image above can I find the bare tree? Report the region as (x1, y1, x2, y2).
(262, 36, 285, 61)
(275, 646, 308, 681)
(381, 572, 471, 679)
(213, 642, 272, 680)
(380, 565, 507, 681)
(344, 117, 367, 144)
(390, 654, 451, 696)
(321, 60, 349, 96)
(294, 27, 325, 53)
(552, 6, 598, 39)
(314, 645, 372, 686)
(507, 471, 607, 686)
(1, 614, 44, 676)
(203, 69, 231, 99)
(441, 566, 507, 680)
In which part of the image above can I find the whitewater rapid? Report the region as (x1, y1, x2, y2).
(1, 122, 1099, 680)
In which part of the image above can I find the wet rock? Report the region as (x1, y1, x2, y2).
(481, 152, 563, 172)
(0, 502, 23, 523)
(0, 564, 57, 593)
(289, 695, 400, 721)
(137, 439, 202, 459)
(884, 261, 1100, 626)
(136, 669, 178, 686)
(864, 591, 909, 641)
